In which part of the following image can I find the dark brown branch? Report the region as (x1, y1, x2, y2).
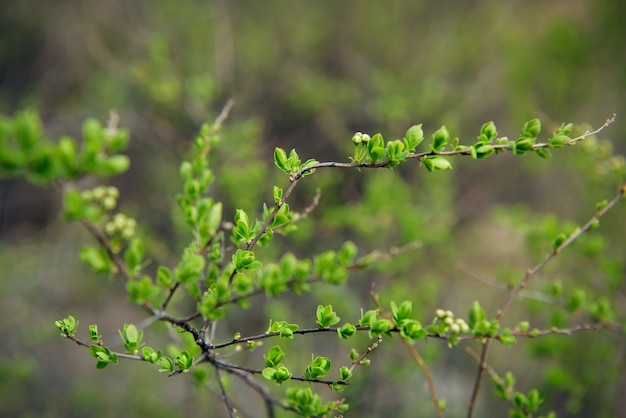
(213, 359, 348, 386)
(215, 365, 236, 418)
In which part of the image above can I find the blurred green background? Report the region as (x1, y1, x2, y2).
(1, 1, 625, 417)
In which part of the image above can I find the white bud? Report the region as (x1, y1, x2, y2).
(107, 187, 119, 199)
(102, 197, 116, 211)
(104, 222, 117, 235)
(93, 186, 106, 200)
(113, 213, 126, 228)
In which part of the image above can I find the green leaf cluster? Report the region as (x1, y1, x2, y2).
(391, 301, 427, 343)
(118, 324, 144, 355)
(492, 372, 551, 418)
(274, 147, 318, 178)
(89, 345, 119, 369)
(262, 346, 292, 385)
(285, 387, 349, 417)
(466, 301, 500, 341)
(17, 107, 623, 417)
(55, 315, 79, 336)
(0, 110, 129, 183)
(316, 305, 340, 328)
(304, 356, 332, 379)
(267, 320, 299, 339)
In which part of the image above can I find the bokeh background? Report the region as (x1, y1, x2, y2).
(1, 1, 625, 417)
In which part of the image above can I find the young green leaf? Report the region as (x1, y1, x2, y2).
(522, 118, 541, 138)
(431, 126, 450, 151)
(88, 325, 101, 343)
(316, 305, 341, 328)
(273, 186, 283, 204)
(55, 315, 79, 336)
(339, 366, 352, 381)
(89, 345, 118, 369)
(176, 350, 194, 372)
(391, 301, 412, 325)
(305, 356, 332, 379)
(422, 156, 453, 172)
(126, 276, 161, 304)
(404, 124, 424, 152)
(479, 121, 498, 142)
(119, 324, 144, 354)
(535, 147, 552, 159)
(367, 133, 385, 163)
(468, 301, 486, 330)
(337, 323, 357, 340)
(80, 246, 113, 274)
(370, 319, 393, 335)
(158, 356, 175, 373)
(274, 147, 289, 172)
(264, 345, 285, 367)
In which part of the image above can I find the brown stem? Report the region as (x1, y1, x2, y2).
(467, 181, 625, 418)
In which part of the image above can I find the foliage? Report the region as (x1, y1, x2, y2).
(1, 105, 624, 418)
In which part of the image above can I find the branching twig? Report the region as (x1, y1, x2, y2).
(172, 241, 423, 325)
(218, 363, 288, 418)
(62, 110, 617, 417)
(467, 181, 626, 418)
(248, 115, 616, 258)
(62, 332, 146, 361)
(213, 359, 348, 386)
(464, 346, 497, 379)
(80, 220, 132, 283)
(208, 325, 365, 349)
(347, 334, 383, 375)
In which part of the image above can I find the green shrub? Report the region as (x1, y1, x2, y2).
(1, 106, 624, 417)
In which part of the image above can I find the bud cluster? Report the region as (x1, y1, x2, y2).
(81, 186, 119, 211)
(351, 132, 371, 145)
(104, 213, 137, 240)
(434, 309, 470, 335)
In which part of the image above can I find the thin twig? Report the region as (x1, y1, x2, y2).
(160, 282, 180, 311)
(208, 325, 361, 349)
(173, 241, 423, 325)
(215, 366, 237, 418)
(457, 263, 559, 305)
(219, 364, 286, 417)
(464, 347, 497, 378)
(347, 334, 383, 375)
(467, 181, 626, 418)
(80, 220, 131, 283)
(62, 332, 146, 361)
(247, 115, 615, 258)
(214, 99, 235, 130)
(213, 359, 348, 386)
(63, 112, 616, 417)
(371, 292, 444, 418)
(288, 187, 322, 224)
